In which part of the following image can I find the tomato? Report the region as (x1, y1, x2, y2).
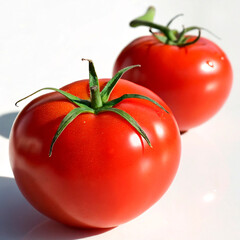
(113, 8, 233, 132)
(9, 61, 181, 228)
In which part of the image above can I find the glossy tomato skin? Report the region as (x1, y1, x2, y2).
(113, 36, 233, 131)
(9, 79, 181, 228)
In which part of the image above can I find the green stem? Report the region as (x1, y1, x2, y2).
(130, 19, 177, 42)
(178, 29, 201, 47)
(90, 85, 103, 109)
(130, 7, 177, 42)
(130, 6, 219, 47)
(15, 87, 91, 108)
(166, 13, 183, 27)
(82, 58, 103, 109)
(100, 65, 140, 103)
(131, 6, 156, 23)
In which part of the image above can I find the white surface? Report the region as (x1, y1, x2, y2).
(0, 0, 240, 239)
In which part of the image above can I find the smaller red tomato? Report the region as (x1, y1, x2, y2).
(113, 7, 233, 132)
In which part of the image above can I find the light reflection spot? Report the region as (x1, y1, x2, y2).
(205, 82, 217, 91)
(201, 61, 216, 73)
(129, 134, 142, 148)
(207, 60, 214, 67)
(155, 124, 165, 138)
(140, 158, 151, 173)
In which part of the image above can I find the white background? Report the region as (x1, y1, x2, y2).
(0, 0, 239, 239)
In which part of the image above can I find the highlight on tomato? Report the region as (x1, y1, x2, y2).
(113, 7, 233, 132)
(9, 59, 181, 228)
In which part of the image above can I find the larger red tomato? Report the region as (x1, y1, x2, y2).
(113, 8, 233, 132)
(9, 62, 181, 228)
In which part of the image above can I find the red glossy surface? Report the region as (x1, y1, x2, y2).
(113, 36, 233, 131)
(9, 79, 181, 228)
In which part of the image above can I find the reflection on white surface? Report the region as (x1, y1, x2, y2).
(203, 190, 217, 203)
(129, 133, 142, 148)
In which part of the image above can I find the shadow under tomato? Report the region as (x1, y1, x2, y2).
(0, 176, 47, 240)
(0, 111, 19, 138)
(0, 177, 112, 240)
(23, 220, 112, 240)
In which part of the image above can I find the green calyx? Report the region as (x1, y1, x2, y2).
(16, 59, 168, 157)
(130, 6, 219, 47)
